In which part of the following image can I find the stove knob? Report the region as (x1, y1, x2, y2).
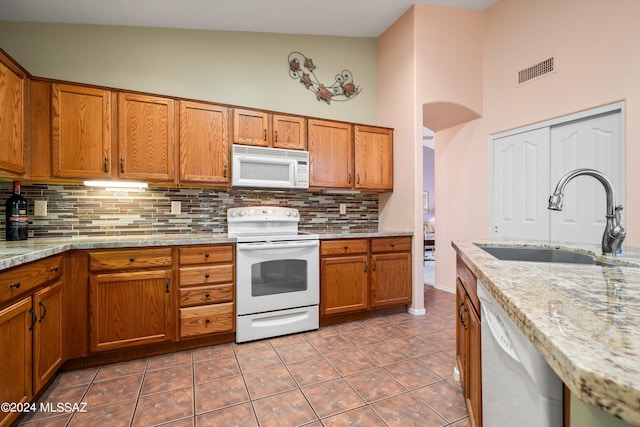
(239, 211, 245, 217)
(286, 211, 292, 217)
(230, 211, 237, 217)
(293, 211, 299, 217)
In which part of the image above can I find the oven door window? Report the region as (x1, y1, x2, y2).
(251, 259, 307, 296)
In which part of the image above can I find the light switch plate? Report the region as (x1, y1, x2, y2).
(171, 201, 181, 215)
(339, 203, 347, 215)
(34, 200, 48, 217)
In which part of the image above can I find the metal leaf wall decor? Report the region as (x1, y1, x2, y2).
(288, 51, 361, 105)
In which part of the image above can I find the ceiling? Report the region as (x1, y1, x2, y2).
(0, 0, 494, 37)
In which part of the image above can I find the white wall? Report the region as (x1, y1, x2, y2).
(0, 22, 378, 124)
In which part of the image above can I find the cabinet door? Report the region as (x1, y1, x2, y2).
(118, 93, 175, 182)
(455, 280, 467, 386)
(52, 84, 112, 178)
(320, 255, 368, 316)
(33, 281, 64, 394)
(0, 53, 27, 175)
(272, 114, 306, 150)
(467, 298, 482, 427)
(90, 270, 172, 352)
(308, 119, 353, 188)
(354, 125, 393, 190)
(370, 252, 411, 307)
(233, 108, 269, 146)
(0, 297, 32, 427)
(179, 101, 230, 184)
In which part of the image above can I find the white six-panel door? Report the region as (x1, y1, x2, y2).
(491, 109, 623, 246)
(492, 127, 550, 240)
(549, 112, 623, 245)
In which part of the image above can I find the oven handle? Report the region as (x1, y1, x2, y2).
(237, 240, 319, 251)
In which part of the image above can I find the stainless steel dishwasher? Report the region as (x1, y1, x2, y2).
(477, 280, 563, 427)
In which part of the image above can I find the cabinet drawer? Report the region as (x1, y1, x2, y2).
(179, 302, 234, 338)
(179, 284, 233, 307)
(0, 255, 63, 305)
(179, 245, 234, 265)
(321, 239, 369, 256)
(89, 248, 172, 272)
(179, 265, 233, 287)
(371, 237, 411, 253)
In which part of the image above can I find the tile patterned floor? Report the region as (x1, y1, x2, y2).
(19, 287, 468, 427)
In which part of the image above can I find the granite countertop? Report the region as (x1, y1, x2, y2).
(453, 240, 640, 426)
(0, 231, 413, 270)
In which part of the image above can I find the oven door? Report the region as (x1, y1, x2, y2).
(236, 240, 319, 316)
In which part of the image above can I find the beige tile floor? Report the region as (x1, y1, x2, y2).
(19, 287, 468, 427)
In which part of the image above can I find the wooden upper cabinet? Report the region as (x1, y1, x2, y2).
(308, 119, 353, 188)
(52, 84, 112, 178)
(272, 114, 306, 150)
(0, 51, 27, 176)
(233, 109, 307, 150)
(179, 101, 230, 185)
(354, 125, 393, 191)
(118, 93, 175, 182)
(233, 108, 269, 147)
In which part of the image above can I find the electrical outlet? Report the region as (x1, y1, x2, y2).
(34, 200, 48, 217)
(339, 203, 347, 215)
(171, 201, 181, 215)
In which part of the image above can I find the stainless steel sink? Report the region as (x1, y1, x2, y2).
(476, 245, 615, 266)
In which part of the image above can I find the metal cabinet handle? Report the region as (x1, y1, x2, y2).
(348, 173, 352, 184)
(275, 130, 278, 142)
(10, 282, 21, 289)
(120, 158, 125, 173)
(364, 261, 368, 273)
(38, 301, 47, 322)
(372, 260, 377, 271)
(264, 129, 267, 141)
(165, 277, 170, 293)
(223, 164, 227, 178)
(357, 174, 360, 184)
(458, 302, 468, 330)
(28, 308, 37, 331)
(104, 157, 109, 173)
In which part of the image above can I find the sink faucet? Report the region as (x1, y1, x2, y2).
(548, 168, 626, 256)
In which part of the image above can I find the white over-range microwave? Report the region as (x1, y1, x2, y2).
(231, 145, 309, 189)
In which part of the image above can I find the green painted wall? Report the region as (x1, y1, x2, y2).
(0, 22, 377, 124)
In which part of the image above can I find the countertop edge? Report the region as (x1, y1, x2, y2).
(0, 231, 414, 270)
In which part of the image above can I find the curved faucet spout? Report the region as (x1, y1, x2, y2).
(548, 168, 626, 256)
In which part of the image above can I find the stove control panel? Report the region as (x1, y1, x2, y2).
(227, 206, 300, 221)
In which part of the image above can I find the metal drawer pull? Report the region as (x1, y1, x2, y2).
(344, 246, 348, 250)
(205, 293, 211, 298)
(205, 253, 210, 258)
(205, 318, 211, 324)
(10, 282, 21, 289)
(129, 257, 135, 262)
(50, 267, 59, 272)
(205, 274, 210, 279)
(390, 242, 395, 247)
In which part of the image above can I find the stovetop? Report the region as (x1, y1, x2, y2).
(227, 206, 318, 242)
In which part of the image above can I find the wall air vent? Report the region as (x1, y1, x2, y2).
(517, 57, 556, 85)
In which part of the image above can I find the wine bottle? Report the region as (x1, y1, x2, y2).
(5, 181, 28, 241)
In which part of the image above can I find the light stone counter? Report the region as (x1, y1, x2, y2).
(0, 231, 413, 271)
(453, 240, 640, 426)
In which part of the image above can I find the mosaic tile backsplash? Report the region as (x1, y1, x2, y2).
(0, 182, 379, 239)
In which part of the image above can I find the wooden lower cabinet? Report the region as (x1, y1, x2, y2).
(177, 244, 235, 339)
(320, 237, 412, 317)
(0, 298, 32, 427)
(89, 270, 172, 352)
(456, 257, 482, 427)
(320, 255, 369, 316)
(33, 281, 64, 393)
(0, 278, 63, 427)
